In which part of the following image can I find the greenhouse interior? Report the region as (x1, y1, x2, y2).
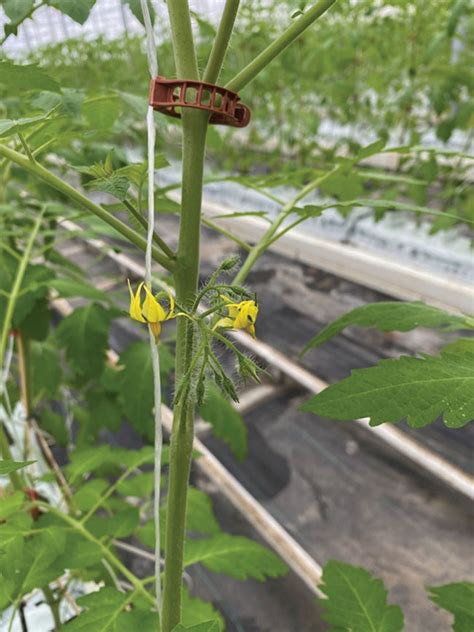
(0, 1, 473, 631)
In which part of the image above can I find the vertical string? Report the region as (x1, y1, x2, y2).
(140, 0, 162, 613)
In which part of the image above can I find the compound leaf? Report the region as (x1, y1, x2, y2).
(0, 460, 35, 476)
(302, 301, 473, 354)
(56, 303, 113, 378)
(184, 534, 287, 581)
(172, 623, 221, 632)
(428, 582, 474, 632)
(181, 587, 224, 631)
(0, 61, 60, 93)
(301, 342, 474, 428)
(49, 0, 97, 24)
(319, 560, 404, 632)
(117, 341, 173, 439)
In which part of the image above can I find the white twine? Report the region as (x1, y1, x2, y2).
(140, 0, 163, 612)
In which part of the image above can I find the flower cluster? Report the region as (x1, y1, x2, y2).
(214, 296, 259, 338)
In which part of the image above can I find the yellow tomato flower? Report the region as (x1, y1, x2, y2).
(127, 280, 175, 340)
(214, 296, 259, 338)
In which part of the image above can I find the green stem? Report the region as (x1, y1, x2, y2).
(162, 110, 208, 632)
(226, 0, 337, 92)
(233, 169, 334, 284)
(166, 0, 199, 79)
(123, 199, 176, 259)
(162, 5, 208, 629)
(0, 208, 45, 368)
(43, 585, 61, 630)
(37, 502, 156, 609)
(202, 216, 251, 251)
(203, 0, 241, 84)
(0, 144, 174, 272)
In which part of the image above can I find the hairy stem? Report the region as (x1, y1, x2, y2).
(162, 110, 208, 632)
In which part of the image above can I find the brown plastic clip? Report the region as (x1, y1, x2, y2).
(149, 76, 251, 128)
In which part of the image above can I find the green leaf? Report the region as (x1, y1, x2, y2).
(428, 582, 474, 632)
(86, 174, 130, 201)
(320, 170, 364, 201)
(83, 94, 120, 130)
(181, 588, 224, 631)
(66, 587, 126, 631)
(184, 534, 287, 581)
(0, 492, 24, 519)
(122, 0, 155, 26)
(0, 114, 50, 138)
(186, 488, 220, 535)
(18, 296, 50, 341)
(172, 623, 221, 632)
(302, 301, 473, 354)
(199, 384, 247, 460)
(2, 0, 34, 23)
(66, 445, 159, 483)
(86, 507, 139, 538)
(54, 532, 103, 569)
(301, 344, 474, 428)
(56, 303, 113, 378)
(356, 138, 386, 160)
(0, 61, 60, 93)
(85, 389, 122, 432)
(39, 409, 68, 446)
(117, 342, 173, 439)
(49, 0, 96, 24)
(117, 472, 154, 498)
(319, 560, 404, 632)
(73, 479, 109, 511)
(49, 278, 112, 302)
(31, 342, 61, 400)
(0, 460, 35, 475)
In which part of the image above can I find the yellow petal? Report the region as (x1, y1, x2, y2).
(245, 322, 256, 338)
(149, 321, 162, 340)
(143, 285, 166, 323)
(220, 294, 239, 318)
(234, 301, 258, 331)
(128, 280, 146, 323)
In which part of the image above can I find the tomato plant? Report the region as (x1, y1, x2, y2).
(0, 1, 473, 631)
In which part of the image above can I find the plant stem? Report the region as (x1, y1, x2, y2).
(162, 5, 209, 629)
(123, 199, 176, 260)
(162, 109, 208, 632)
(201, 216, 251, 251)
(0, 144, 174, 272)
(37, 502, 157, 609)
(203, 0, 241, 83)
(43, 585, 61, 630)
(166, 0, 199, 78)
(233, 169, 334, 284)
(226, 0, 337, 92)
(0, 208, 45, 369)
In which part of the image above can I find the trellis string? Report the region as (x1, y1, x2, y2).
(140, 0, 162, 613)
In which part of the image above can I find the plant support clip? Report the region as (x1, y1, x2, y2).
(149, 76, 251, 128)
